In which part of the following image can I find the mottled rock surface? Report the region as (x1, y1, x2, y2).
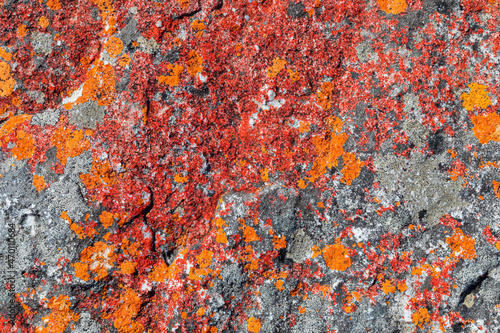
(1, 0, 500, 332)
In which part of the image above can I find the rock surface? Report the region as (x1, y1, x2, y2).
(1, 0, 500, 332)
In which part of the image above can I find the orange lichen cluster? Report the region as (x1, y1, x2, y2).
(35, 295, 80, 333)
(105, 36, 124, 58)
(61, 211, 86, 239)
(119, 261, 137, 274)
(493, 180, 500, 198)
(378, 0, 408, 14)
(46, 0, 61, 11)
(288, 69, 300, 81)
(80, 158, 117, 189)
(412, 307, 430, 329)
(242, 225, 259, 242)
(340, 152, 364, 185)
(381, 279, 396, 294)
(0, 47, 12, 61)
(187, 50, 203, 76)
(74, 241, 117, 281)
(174, 173, 188, 183)
(38, 16, 50, 29)
(92, 0, 117, 35)
(214, 217, 228, 244)
(0, 61, 16, 97)
(316, 81, 334, 110)
(446, 228, 477, 260)
(267, 57, 287, 78)
(272, 234, 287, 250)
(461, 83, 492, 111)
(192, 19, 205, 38)
(99, 211, 114, 229)
(51, 126, 91, 165)
(177, 0, 190, 10)
(470, 112, 500, 144)
(158, 64, 184, 87)
(322, 240, 351, 271)
(247, 317, 262, 333)
(149, 260, 181, 282)
(12, 130, 35, 160)
(75, 60, 116, 106)
(112, 288, 144, 333)
(260, 168, 269, 181)
(33, 174, 47, 193)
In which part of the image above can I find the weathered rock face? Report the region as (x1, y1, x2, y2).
(1, 0, 500, 332)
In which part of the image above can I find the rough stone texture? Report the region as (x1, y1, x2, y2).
(1, 0, 500, 332)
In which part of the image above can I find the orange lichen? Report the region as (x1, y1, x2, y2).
(288, 69, 300, 82)
(461, 83, 492, 111)
(381, 279, 396, 294)
(174, 173, 188, 183)
(105, 36, 123, 58)
(297, 179, 307, 189)
(99, 211, 114, 229)
(197, 249, 213, 269)
(46, 0, 61, 11)
(35, 295, 80, 333)
(119, 261, 137, 274)
(33, 175, 46, 193)
(243, 225, 259, 242)
(340, 152, 363, 185)
(298, 121, 310, 134)
(378, 0, 407, 14)
(260, 168, 269, 181)
(273, 235, 287, 250)
(149, 260, 181, 282)
(51, 126, 91, 165)
(412, 307, 430, 329)
(276, 280, 285, 291)
(61, 211, 85, 240)
(158, 64, 184, 87)
(12, 130, 35, 160)
(80, 158, 117, 189)
(192, 19, 205, 38)
(118, 54, 131, 67)
(0, 61, 16, 97)
(215, 217, 228, 244)
(187, 50, 203, 76)
(0, 47, 12, 61)
(398, 281, 407, 292)
(446, 228, 477, 260)
(267, 57, 287, 78)
(493, 180, 500, 198)
(176, 0, 190, 10)
(75, 241, 116, 281)
(306, 117, 348, 182)
(112, 288, 144, 333)
(38, 16, 50, 28)
(247, 317, 262, 333)
(470, 112, 500, 144)
(17, 24, 28, 37)
(92, 0, 117, 35)
(76, 60, 116, 106)
(322, 241, 351, 271)
(316, 81, 334, 110)
(312, 245, 321, 258)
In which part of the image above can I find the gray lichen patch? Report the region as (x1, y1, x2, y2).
(31, 31, 53, 55)
(69, 100, 105, 130)
(374, 151, 466, 226)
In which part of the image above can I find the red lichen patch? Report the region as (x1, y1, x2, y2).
(267, 57, 287, 78)
(247, 317, 261, 333)
(12, 130, 35, 160)
(76, 60, 116, 106)
(158, 64, 184, 87)
(446, 229, 477, 260)
(74, 241, 117, 281)
(33, 174, 47, 193)
(51, 126, 91, 165)
(187, 50, 203, 77)
(105, 36, 124, 58)
(112, 288, 144, 333)
(80, 158, 117, 190)
(322, 241, 352, 271)
(378, 0, 408, 14)
(461, 83, 492, 111)
(100, 211, 114, 229)
(36, 295, 80, 333)
(470, 112, 500, 144)
(0, 62, 16, 97)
